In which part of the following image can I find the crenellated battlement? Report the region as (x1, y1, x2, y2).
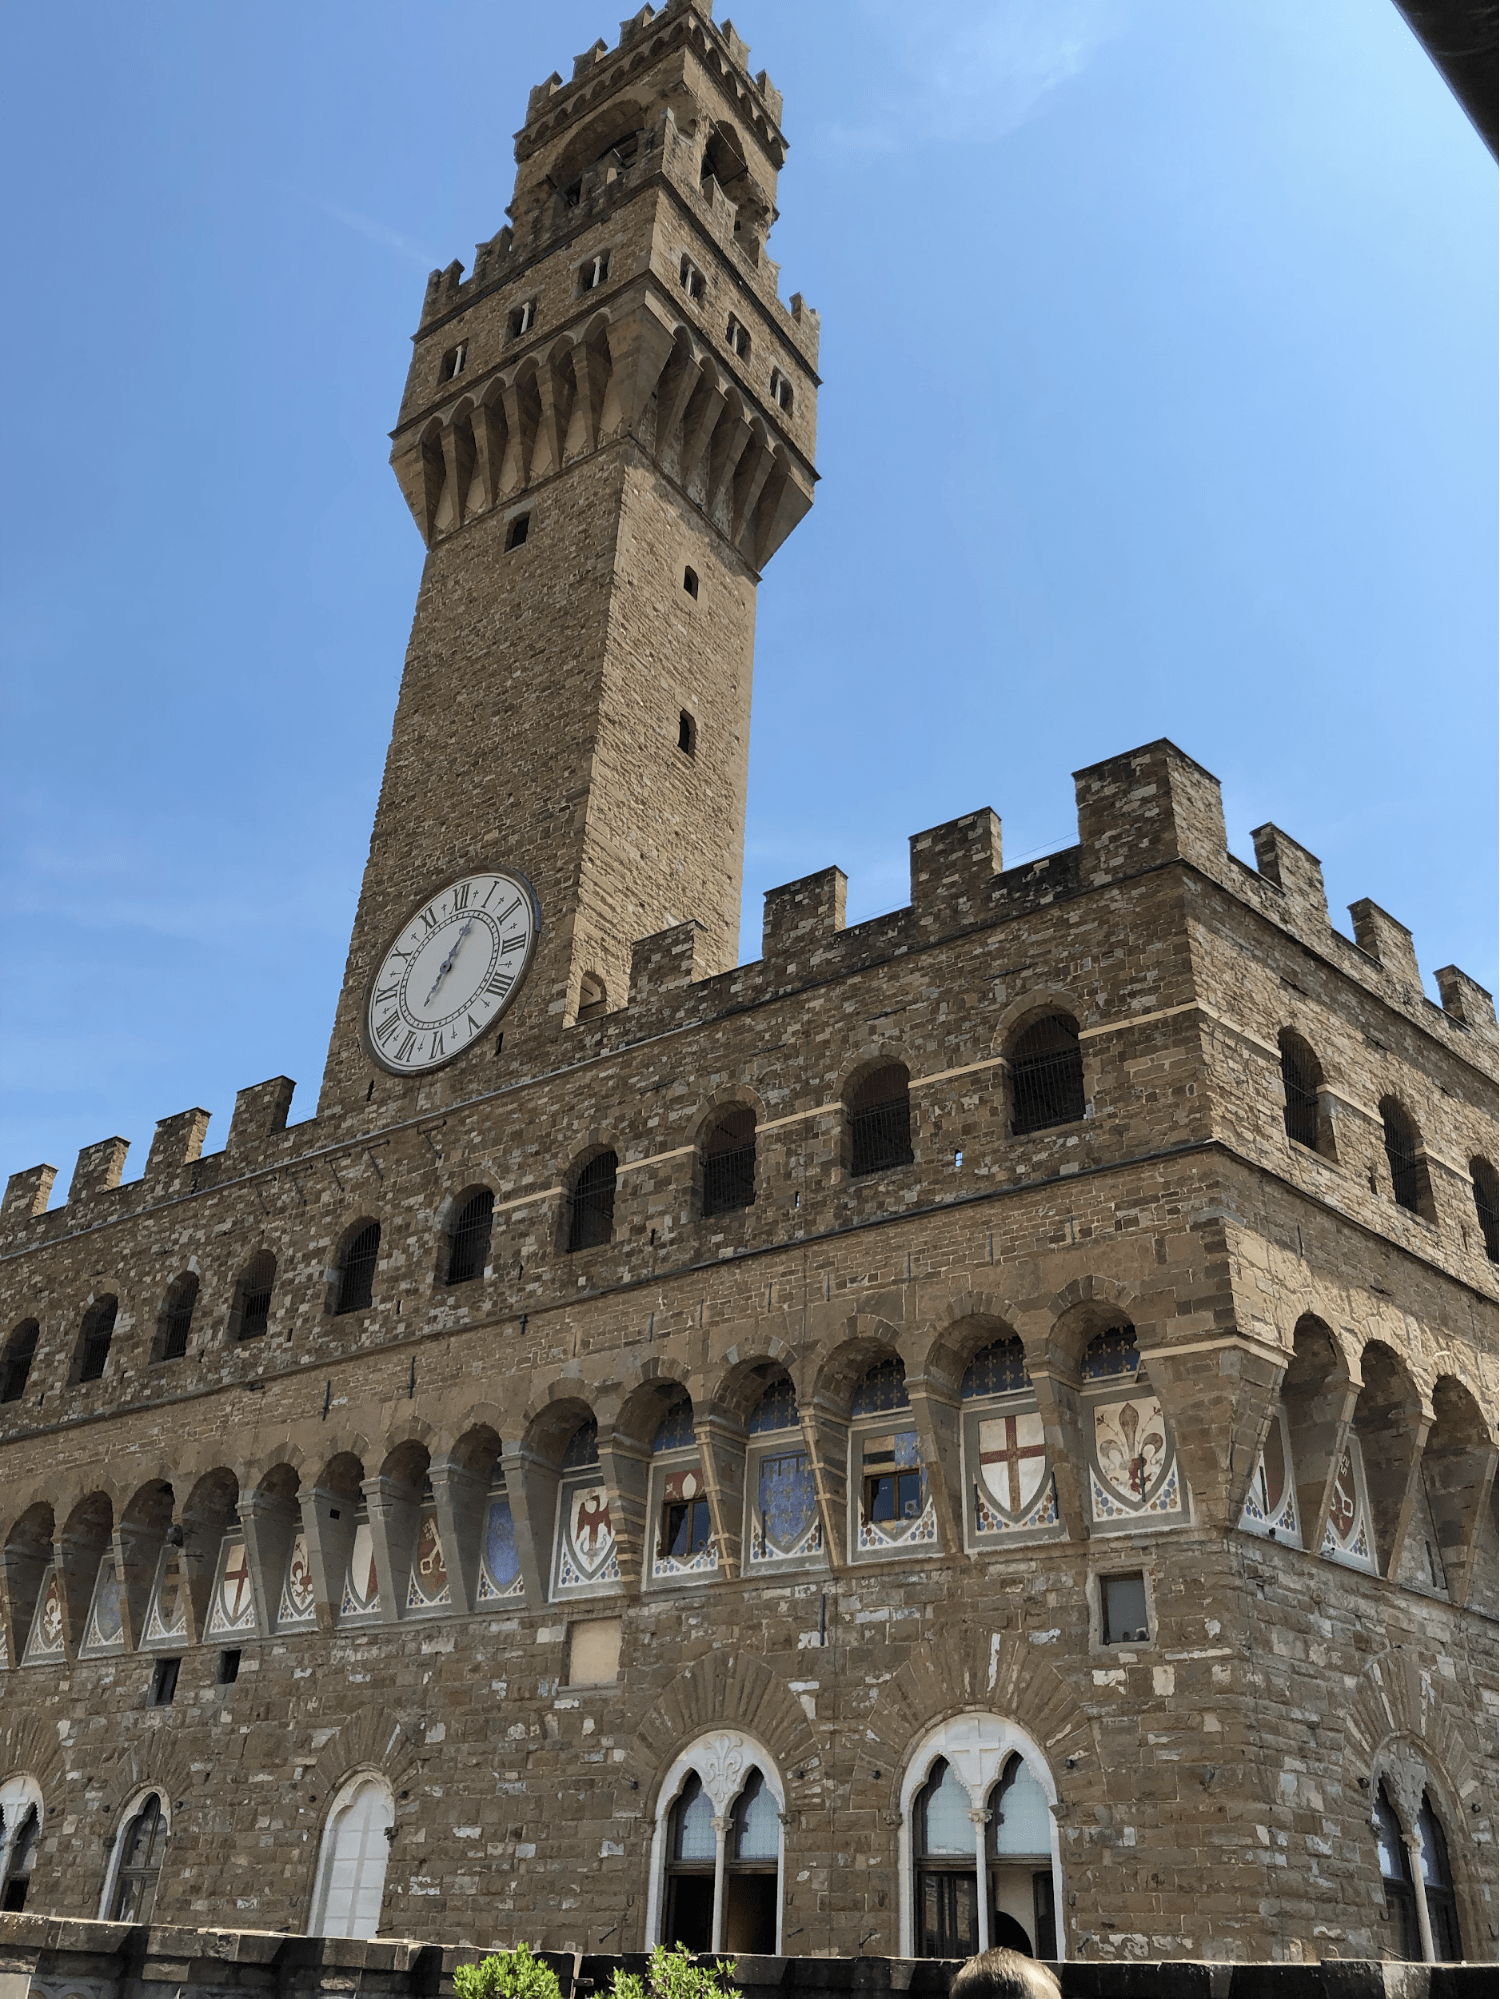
(5, 740, 1491, 1256)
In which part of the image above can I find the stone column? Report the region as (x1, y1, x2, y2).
(298, 1484, 356, 1635)
(906, 1378, 964, 1557)
(429, 1455, 487, 1613)
(969, 1808, 992, 1953)
(1404, 1833, 1436, 1964)
(710, 1815, 731, 1953)
(499, 1440, 560, 1612)
(238, 1486, 299, 1637)
(362, 1475, 421, 1625)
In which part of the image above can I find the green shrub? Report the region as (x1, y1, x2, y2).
(453, 1943, 564, 1999)
(606, 1941, 737, 1999)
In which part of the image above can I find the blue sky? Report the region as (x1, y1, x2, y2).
(1, 0, 1494, 1195)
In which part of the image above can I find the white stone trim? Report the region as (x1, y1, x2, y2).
(645, 1729, 785, 1953)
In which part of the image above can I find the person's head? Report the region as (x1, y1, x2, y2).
(947, 1946, 1061, 1999)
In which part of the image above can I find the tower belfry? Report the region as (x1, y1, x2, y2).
(318, 0, 818, 1119)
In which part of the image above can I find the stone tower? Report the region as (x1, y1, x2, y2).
(317, 0, 818, 1122)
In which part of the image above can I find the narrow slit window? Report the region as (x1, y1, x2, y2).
(683, 566, 699, 599)
(678, 710, 697, 755)
(1471, 1160, 1498, 1263)
(506, 512, 531, 551)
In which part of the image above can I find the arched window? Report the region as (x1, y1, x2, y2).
(309, 1773, 393, 1939)
(0, 1776, 43, 1913)
(650, 1733, 786, 1954)
(1278, 1030, 1323, 1152)
(0, 1321, 39, 1405)
(988, 1754, 1057, 1957)
(914, 1758, 979, 1958)
(447, 1189, 494, 1286)
(77, 1297, 117, 1384)
(1374, 1784, 1419, 1961)
(1380, 1100, 1426, 1217)
(702, 1106, 755, 1216)
(335, 1225, 380, 1315)
(107, 1793, 168, 1922)
(1417, 1794, 1462, 1961)
(1009, 1015, 1085, 1135)
(848, 1065, 912, 1177)
(567, 1152, 617, 1251)
(849, 1358, 933, 1558)
(961, 1338, 1057, 1544)
(236, 1252, 276, 1341)
(577, 973, 608, 1022)
(157, 1274, 198, 1363)
(1471, 1159, 1499, 1263)
(746, 1373, 820, 1568)
(899, 1716, 1061, 1961)
(650, 1395, 715, 1581)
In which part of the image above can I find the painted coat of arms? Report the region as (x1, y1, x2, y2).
(556, 1480, 619, 1590)
(406, 1513, 451, 1608)
(340, 1522, 380, 1616)
(279, 1530, 316, 1624)
(1093, 1395, 1170, 1508)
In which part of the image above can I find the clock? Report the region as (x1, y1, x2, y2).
(365, 869, 539, 1075)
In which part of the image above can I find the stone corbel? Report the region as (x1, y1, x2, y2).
(730, 433, 775, 543)
(237, 1485, 299, 1639)
(438, 424, 470, 534)
(498, 1439, 560, 1612)
(1286, 1372, 1361, 1555)
(361, 1474, 423, 1625)
(677, 373, 728, 489)
(702, 411, 752, 520)
(428, 1454, 487, 1614)
(1027, 1364, 1091, 1544)
(597, 1434, 650, 1594)
(693, 1413, 748, 1580)
(653, 346, 704, 463)
(568, 338, 611, 455)
(470, 396, 507, 512)
(498, 379, 534, 494)
(113, 1500, 174, 1652)
(297, 1483, 357, 1635)
(904, 1377, 964, 1558)
(533, 358, 574, 482)
(1429, 1439, 1498, 1609)
(603, 303, 677, 437)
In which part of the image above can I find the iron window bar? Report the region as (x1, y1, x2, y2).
(160, 1283, 197, 1362)
(568, 1155, 617, 1252)
(336, 1226, 380, 1314)
(448, 1191, 495, 1285)
(850, 1097, 912, 1176)
(1473, 1173, 1499, 1263)
(703, 1141, 755, 1216)
(1011, 1044, 1085, 1136)
(0, 1323, 39, 1404)
(1280, 1045, 1320, 1149)
(79, 1302, 117, 1383)
(1384, 1130, 1422, 1214)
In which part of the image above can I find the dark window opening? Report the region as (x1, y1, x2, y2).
(1279, 1031, 1323, 1150)
(679, 256, 705, 302)
(78, 1297, 118, 1384)
(1100, 1571, 1149, 1645)
(848, 1065, 913, 1176)
(505, 512, 530, 551)
(1419, 1794, 1462, 1960)
(678, 709, 697, 754)
(217, 1648, 241, 1686)
(1381, 1101, 1425, 1215)
(0, 1320, 39, 1404)
(915, 1759, 979, 1959)
(727, 315, 751, 359)
(1010, 1015, 1085, 1135)
(148, 1657, 180, 1708)
(158, 1275, 198, 1362)
(664, 1772, 715, 1951)
(724, 1768, 779, 1952)
(1471, 1160, 1499, 1263)
(335, 1223, 381, 1315)
(237, 1251, 276, 1341)
(567, 1152, 617, 1252)
(769, 369, 794, 413)
(683, 566, 699, 600)
(440, 341, 467, 382)
(110, 1793, 167, 1923)
(580, 251, 611, 292)
(1374, 1784, 1420, 1962)
(0, 1806, 38, 1912)
(660, 1494, 712, 1560)
(865, 1463, 924, 1525)
(577, 972, 608, 1023)
(702, 1107, 756, 1216)
(508, 300, 536, 339)
(448, 1189, 494, 1286)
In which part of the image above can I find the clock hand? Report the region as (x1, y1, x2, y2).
(422, 919, 475, 1006)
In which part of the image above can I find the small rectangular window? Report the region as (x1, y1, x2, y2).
(1100, 1571, 1149, 1645)
(769, 368, 793, 413)
(727, 315, 750, 359)
(679, 256, 705, 302)
(149, 1656, 181, 1707)
(509, 299, 536, 339)
(217, 1648, 241, 1685)
(581, 251, 610, 292)
(441, 341, 467, 382)
(660, 1495, 713, 1560)
(506, 512, 530, 551)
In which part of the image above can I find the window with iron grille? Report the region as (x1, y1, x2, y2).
(78, 1297, 117, 1383)
(237, 1252, 276, 1340)
(447, 1189, 494, 1285)
(158, 1275, 198, 1363)
(568, 1152, 617, 1252)
(702, 1109, 755, 1216)
(1010, 1015, 1084, 1135)
(335, 1224, 381, 1314)
(110, 1793, 168, 1922)
(1279, 1032, 1321, 1150)
(1381, 1102, 1423, 1215)
(0, 1320, 39, 1404)
(848, 1065, 912, 1176)
(1471, 1161, 1499, 1263)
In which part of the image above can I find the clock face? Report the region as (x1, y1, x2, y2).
(365, 869, 539, 1075)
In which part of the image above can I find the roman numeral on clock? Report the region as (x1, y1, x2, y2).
(487, 972, 514, 999)
(451, 883, 470, 912)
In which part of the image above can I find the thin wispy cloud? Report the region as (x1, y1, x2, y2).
(827, 0, 1122, 151)
(316, 199, 438, 270)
